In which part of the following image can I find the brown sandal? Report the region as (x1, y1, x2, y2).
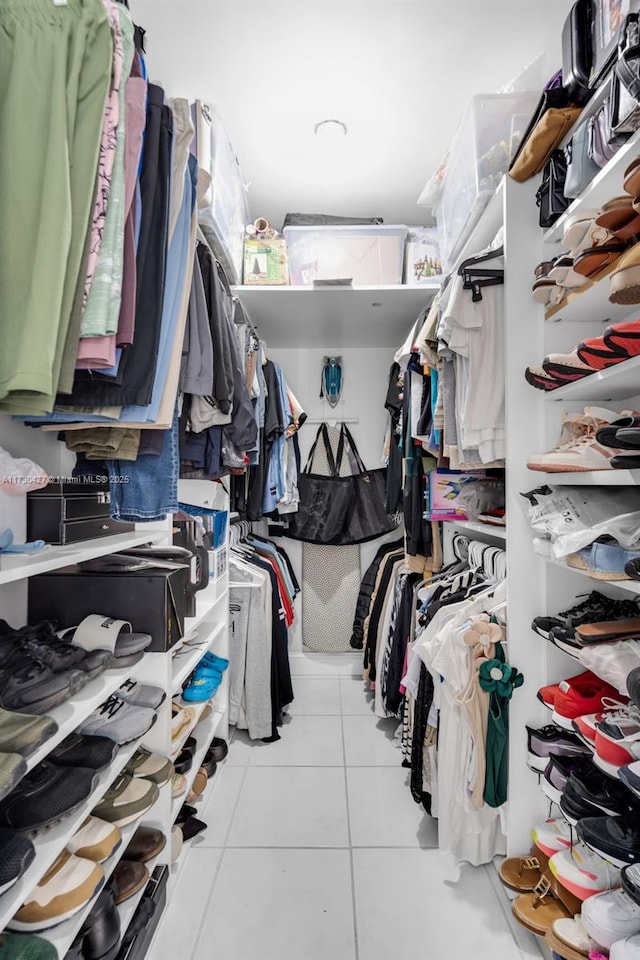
(499, 854, 543, 892)
(545, 928, 591, 960)
(595, 200, 640, 241)
(572, 240, 629, 277)
(512, 872, 582, 936)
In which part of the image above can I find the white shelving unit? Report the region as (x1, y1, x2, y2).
(0, 419, 231, 956)
(230, 283, 441, 348)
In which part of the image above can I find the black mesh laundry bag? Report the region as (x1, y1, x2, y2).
(285, 423, 398, 546)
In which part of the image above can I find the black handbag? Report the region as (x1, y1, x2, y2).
(610, 13, 640, 138)
(536, 150, 570, 228)
(284, 424, 398, 546)
(561, 0, 595, 106)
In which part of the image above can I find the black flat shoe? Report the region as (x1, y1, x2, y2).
(173, 750, 193, 775)
(209, 737, 228, 763)
(180, 816, 207, 841)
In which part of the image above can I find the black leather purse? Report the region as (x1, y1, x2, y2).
(536, 150, 570, 228)
(610, 13, 640, 139)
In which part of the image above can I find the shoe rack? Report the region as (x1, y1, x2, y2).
(0, 422, 230, 957)
(438, 126, 640, 860)
(505, 119, 640, 857)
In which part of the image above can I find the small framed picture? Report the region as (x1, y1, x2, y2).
(592, 0, 634, 86)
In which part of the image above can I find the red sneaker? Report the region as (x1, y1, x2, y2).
(578, 318, 640, 370)
(551, 677, 621, 730)
(537, 671, 601, 710)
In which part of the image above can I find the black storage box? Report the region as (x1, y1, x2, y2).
(27, 481, 133, 545)
(28, 562, 187, 652)
(117, 865, 169, 960)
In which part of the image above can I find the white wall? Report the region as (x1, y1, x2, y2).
(268, 345, 399, 652)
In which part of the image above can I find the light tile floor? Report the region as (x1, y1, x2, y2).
(149, 656, 541, 960)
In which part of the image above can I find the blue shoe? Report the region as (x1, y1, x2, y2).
(202, 652, 229, 672)
(567, 540, 640, 581)
(182, 663, 222, 702)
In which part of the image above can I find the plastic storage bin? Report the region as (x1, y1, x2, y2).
(283, 225, 408, 286)
(433, 92, 538, 268)
(194, 101, 251, 285)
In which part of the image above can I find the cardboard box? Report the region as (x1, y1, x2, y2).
(28, 562, 188, 652)
(243, 238, 289, 285)
(427, 469, 487, 521)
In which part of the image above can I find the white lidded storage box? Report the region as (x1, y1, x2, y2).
(433, 92, 537, 268)
(283, 225, 408, 286)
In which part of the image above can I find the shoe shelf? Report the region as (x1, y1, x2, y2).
(544, 261, 634, 325)
(544, 123, 640, 246)
(24, 658, 148, 776)
(544, 556, 640, 597)
(115, 849, 164, 947)
(41, 816, 140, 959)
(0, 735, 144, 934)
(0, 531, 167, 586)
(532, 469, 640, 485)
(544, 354, 640, 403)
(443, 519, 506, 542)
(171, 706, 225, 824)
(171, 621, 226, 697)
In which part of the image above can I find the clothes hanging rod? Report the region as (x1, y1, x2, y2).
(306, 417, 360, 424)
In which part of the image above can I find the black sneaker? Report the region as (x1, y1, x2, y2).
(547, 625, 583, 656)
(542, 754, 595, 805)
(0, 621, 107, 681)
(577, 812, 640, 867)
(0, 829, 35, 894)
(526, 725, 591, 772)
(49, 734, 118, 772)
(532, 592, 640, 639)
(0, 760, 98, 832)
(0, 642, 86, 714)
(562, 764, 631, 820)
(622, 862, 640, 906)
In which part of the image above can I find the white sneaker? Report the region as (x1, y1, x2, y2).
(527, 408, 637, 472)
(611, 933, 640, 960)
(527, 408, 620, 471)
(531, 818, 573, 858)
(549, 843, 620, 900)
(582, 889, 640, 950)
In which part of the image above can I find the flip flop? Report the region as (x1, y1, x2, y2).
(58, 615, 152, 666)
(499, 854, 543, 892)
(512, 872, 581, 936)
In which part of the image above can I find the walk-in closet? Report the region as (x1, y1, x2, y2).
(4, 1, 640, 959)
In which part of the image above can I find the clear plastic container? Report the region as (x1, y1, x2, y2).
(194, 101, 251, 285)
(283, 225, 408, 286)
(433, 93, 538, 268)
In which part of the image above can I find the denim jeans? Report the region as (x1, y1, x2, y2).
(107, 405, 178, 521)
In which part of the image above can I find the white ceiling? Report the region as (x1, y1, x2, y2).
(132, 0, 574, 228)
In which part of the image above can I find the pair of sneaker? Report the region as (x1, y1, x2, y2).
(182, 653, 229, 703)
(527, 407, 640, 472)
(525, 318, 640, 391)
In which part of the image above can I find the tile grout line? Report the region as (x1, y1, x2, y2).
(340, 678, 361, 960)
(190, 736, 252, 959)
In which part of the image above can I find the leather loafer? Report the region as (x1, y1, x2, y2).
(200, 750, 217, 778)
(110, 860, 149, 904)
(75, 885, 121, 960)
(209, 738, 228, 763)
(173, 749, 193, 775)
(123, 827, 166, 864)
